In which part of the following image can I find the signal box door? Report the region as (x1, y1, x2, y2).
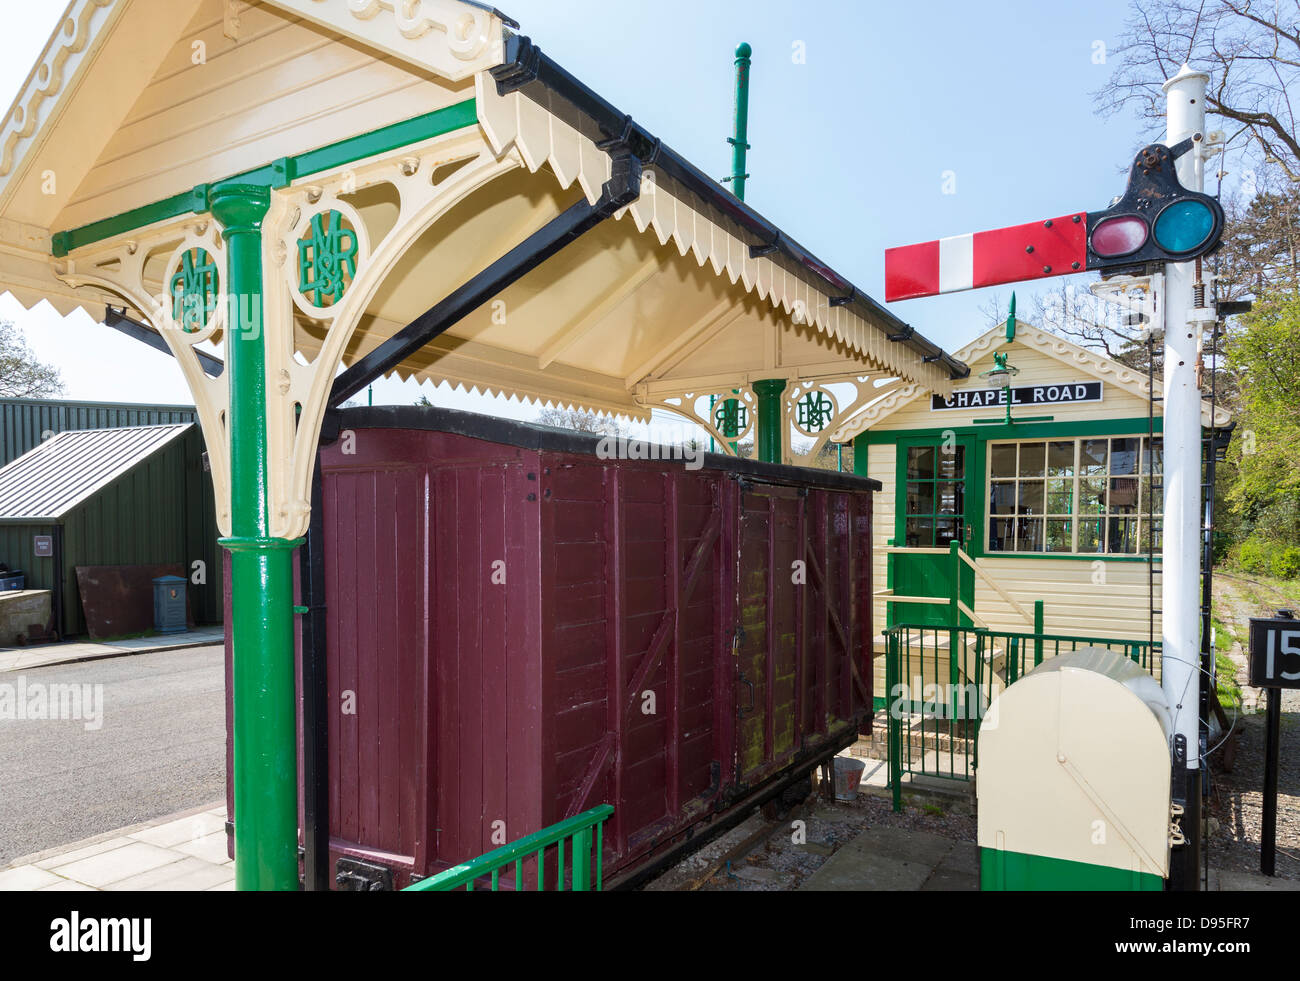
(891, 436, 976, 627)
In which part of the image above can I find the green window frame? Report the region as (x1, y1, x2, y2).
(902, 441, 968, 549)
(986, 435, 1162, 556)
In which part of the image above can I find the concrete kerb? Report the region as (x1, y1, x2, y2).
(3, 800, 225, 872)
(0, 627, 225, 674)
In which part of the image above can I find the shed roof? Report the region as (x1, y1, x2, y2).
(0, 423, 192, 521)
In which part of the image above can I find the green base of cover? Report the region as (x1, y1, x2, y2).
(980, 847, 1163, 891)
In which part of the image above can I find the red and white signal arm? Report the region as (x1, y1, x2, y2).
(886, 214, 1088, 301)
(1250, 615, 1300, 689)
(885, 142, 1224, 302)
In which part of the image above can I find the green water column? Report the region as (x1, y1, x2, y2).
(754, 378, 787, 464)
(729, 42, 753, 202)
(211, 184, 301, 891)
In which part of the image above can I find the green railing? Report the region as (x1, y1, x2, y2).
(404, 805, 615, 892)
(884, 622, 1162, 811)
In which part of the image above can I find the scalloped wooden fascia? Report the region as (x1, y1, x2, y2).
(264, 0, 506, 82)
(474, 72, 952, 398)
(0, 0, 121, 205)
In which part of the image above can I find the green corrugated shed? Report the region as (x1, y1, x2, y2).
(0, 397, 198, 467)
(0, 423, 222, 636)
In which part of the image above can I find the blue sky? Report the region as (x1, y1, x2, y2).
(0, 0, 1233, 417)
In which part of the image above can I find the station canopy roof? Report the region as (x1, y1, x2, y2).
(0, 0, 968, 421)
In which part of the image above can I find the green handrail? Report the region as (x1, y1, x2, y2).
(404, 805, 615, 892)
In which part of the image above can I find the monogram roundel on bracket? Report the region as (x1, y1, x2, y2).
(169, 247, 220, 334)
(295, 208, 360, 310)
(793, 387, 838, 437)
(701, 391, 755, 442)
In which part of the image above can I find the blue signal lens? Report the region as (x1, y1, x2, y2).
(1153, 199, 1215, 255)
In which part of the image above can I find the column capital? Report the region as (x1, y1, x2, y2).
(210, 183, 272, 238)
(752, 378, 788, 397)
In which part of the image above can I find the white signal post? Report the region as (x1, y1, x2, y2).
(1162, 63, 1218, 885)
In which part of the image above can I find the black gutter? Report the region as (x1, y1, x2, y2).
(491, 34, 969, 382)
(327, 153, 643, 407)
(104, 307, 225, 378)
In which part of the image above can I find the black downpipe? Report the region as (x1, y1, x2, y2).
(329, 154, 642, 407)
(299, 457, 330, 891)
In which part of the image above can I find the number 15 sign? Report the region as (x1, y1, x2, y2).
(1249, 614, 1300, 689)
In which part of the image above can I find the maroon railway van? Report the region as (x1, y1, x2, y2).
(224, 406, 876, 888)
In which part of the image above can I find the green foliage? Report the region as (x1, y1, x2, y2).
(1229, 535, 1300, 580)
(1272, 545, 1300, 580)
(1226, 292, 1300, 547)
(1235, 537, 1271, 574)
(1215, 650, 1241, 710)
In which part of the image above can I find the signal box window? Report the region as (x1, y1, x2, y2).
(987, 436, 1161, 555)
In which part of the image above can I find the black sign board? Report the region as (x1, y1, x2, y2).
(1249, 611, 1298, 878)
(931, 381, 1103, 412)
(33, 535, 52, 558)
(1249, 615, 1300, 688)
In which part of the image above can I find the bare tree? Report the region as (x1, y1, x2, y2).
(535, 406, 627, 437)
(0, 320, 63, 398)
(1216, 174, 1300, 294)
(978, 284, 1157, 367)
(1096, 1, 1300, 179)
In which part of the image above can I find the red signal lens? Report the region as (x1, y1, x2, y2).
(1091, 216, 1149, 259)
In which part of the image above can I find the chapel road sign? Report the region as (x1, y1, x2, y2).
(1249, 613, 1300, 689)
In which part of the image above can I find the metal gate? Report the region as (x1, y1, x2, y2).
(883, 622, 1162, 810)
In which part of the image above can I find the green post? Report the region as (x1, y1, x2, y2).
(729, 43, 753, 202)
(211, 184, 301, 892)
(753, 378, 786, 464)
(853, 434, 870, 477)
(886, 628, 902, 813)
(717, 390, 741, 456)
(1033, 599, 1044, 667)
(948, 542, 961, 723)
(572, 828, 592, 891)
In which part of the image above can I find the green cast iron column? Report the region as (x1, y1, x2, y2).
(729, 43, 752, 202)
(211, 183, 301, 892)
(853, 434, 869, 477)
(753, 378, 787, 464)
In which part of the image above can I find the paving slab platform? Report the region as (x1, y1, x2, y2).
(0, 801, 233, 892)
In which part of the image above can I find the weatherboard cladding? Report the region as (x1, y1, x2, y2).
(0, 425, 192, 521)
